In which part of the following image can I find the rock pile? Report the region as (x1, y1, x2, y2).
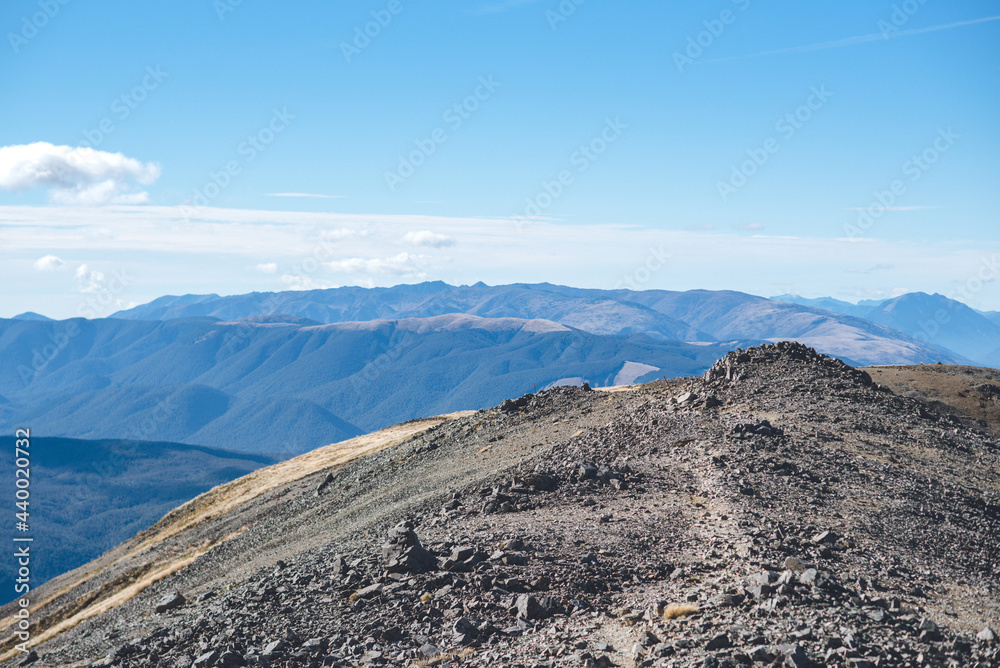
(704, 341, 875, 390)
(381, 521, 436, 574)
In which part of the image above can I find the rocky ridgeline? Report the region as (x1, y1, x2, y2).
(9, 343, 1000, 668)
(704, 342, 877, 390)
(71, 517, 998, 668)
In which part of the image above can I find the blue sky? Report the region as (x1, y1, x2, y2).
(1, 0, 998, 318)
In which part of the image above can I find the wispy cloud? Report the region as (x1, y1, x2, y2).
(319, 226, 368, 241)
(705, 15, 1000, 63)
(265, 192, 344, 199)
(278, 275, 338, 291)
(3, 206, 998, 315)
(845, 205, 939, 212)
(846, 263, 896, 274)
(255, 262, 278, 274)
(326, 252, 427, 278)
(403, 230, 456, 248)
(843, 287, 911, 301)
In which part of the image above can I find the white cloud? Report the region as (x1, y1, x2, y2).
(707, 15, 1000, 63)
(278, 275, 338, 291)
(843, 287, 911, 301)
(326, 252, 427, 277)
(255, 263, 278, 274)
(403, 230, 456, 248)
(845, 206, 939, 212)
(2, 205, 998, 314)
(320, 227, 367, 241)
(34, 254, 66, 271)
(84, 226, 115, 241)
(75, 264, 105, 294)
(846, 263, 895, 275)
(739, 222, 764, 231)
(0, 143, 160, 205)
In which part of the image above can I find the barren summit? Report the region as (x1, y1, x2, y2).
(3, 343, 998, 667)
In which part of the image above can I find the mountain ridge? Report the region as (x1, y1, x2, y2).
(770, 292, 1000, 365)
(0, 436, 274, 606)
(3, 344, 997, 666)
(110, 282, 970, 367)
(0, 315, 752, 453)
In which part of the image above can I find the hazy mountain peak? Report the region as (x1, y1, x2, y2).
(306, 312, 572, 335)
(11, 311, 53, 321)
(219, 314, 322, 327)
(108, 283, 980, 366)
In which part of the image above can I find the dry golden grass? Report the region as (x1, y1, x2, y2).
(0, 534, 231, 662)
(865, 364, 1000, 434)
(662, 603, 700, 619)
(414, 647, 476, 666)
(0, 413, 474, 658)
(129, 412, 475, 556)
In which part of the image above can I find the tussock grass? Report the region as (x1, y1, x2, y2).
(415, 647, 476, 666)
(662, 603, 700, 619)
(0, 535, 231, 662)
(0, 413, 474, 659)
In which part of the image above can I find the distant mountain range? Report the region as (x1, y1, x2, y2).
(2, 283, 984, 456)
(3, 283, 995, 600)
(772, 292, 1000, 366)
(0, 313, 753, 454)
(0, 436, 272, 603)
(110, 282, 965, 366)
(11, 311, 52, 321)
